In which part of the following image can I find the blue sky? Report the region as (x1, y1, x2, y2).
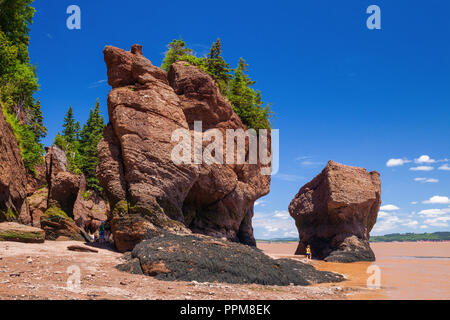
(29, 0, 450, 238)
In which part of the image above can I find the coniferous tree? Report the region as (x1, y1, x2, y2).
(161, 39, 193, 71)
(28, 98, 47, 142)
(205, 38, 231, 89)
(79, 99, 105, 191)
(62, 106, 80, 143)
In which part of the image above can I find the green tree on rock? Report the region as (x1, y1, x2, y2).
(79, 99, 105, 191)
(62, 106, 80, 143)
(161, 39, 193, 71)
(205, 38, 231, 90)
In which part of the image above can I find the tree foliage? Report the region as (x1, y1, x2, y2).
(56, 101, 105, 191)
(0, 0, 46, 173)
(161, 39, 193, 72)
(161, 38, 273, 130)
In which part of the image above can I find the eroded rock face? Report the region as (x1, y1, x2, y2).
(288, 160, 381, 262)
(0, 105, 28, 222)
(98, 45, 271, 251)
(73, 176, 108, 233)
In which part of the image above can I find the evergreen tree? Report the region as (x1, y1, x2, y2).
(161, 39, 193, 71)
(228, 58, 272, 130)
(28, 98, 47, 142)
(205, 38, 231, 89)
(62, 106, 80, 143)
(78, 99, 105, 191)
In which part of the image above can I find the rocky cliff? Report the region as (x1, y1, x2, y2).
(0, 105, 28, 222)
(97, 44, 271, 252)
(289, 161, 381, 262)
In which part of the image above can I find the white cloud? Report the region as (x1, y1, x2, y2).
(423, 196, 450, 204)
(273, 210, 290, 219)
(424, 216, 450, 227)
(415, 155, 436, 164)
(402, 220, 419, 228)
(411, 201, 418, 205)
(386, 158, 410, 167)
(253, 210, 297, 239)
(418, 208, 450, 217)
(420, 225, 428, 229)
(438, 164, 450, 171)
(378, 211, 390, 218)
(254, 200, 266, 207)
(380, 204, 400, 211)
(410, 166, 434, 171)
(88, 79, 108, 89)
(414, 177, 439, 183)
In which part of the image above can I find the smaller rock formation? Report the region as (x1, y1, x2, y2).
(289, 160, 381, 262)
(40, 207, 87, 241)
(0, 222, 45, 243)
(27, 187, 48, 228)
(73, 176, 109, 233)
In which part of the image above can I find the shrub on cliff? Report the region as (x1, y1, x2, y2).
(0, 0, 46, 174)
(161, 39, 273, 130)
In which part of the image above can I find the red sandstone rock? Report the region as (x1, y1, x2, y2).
(98, 45, 271, 251)
(288, 160, 380, 262)
(0, 104, 28, 221)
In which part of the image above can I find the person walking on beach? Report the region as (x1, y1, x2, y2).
(306, 245, 312, 260)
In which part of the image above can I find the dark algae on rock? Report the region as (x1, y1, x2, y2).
(117, 232, 344, 286)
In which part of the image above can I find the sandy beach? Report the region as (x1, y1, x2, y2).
(0, 240, 448, 300)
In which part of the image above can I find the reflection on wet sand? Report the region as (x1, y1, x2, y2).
(258, 241, 450, 300)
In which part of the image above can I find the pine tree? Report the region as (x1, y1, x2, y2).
(62, 106, 79, 143)
(161, 39, 193, 71)
(79, 99, 105, 191)
(28, 98, 47, 142)
(206, 38, 231, 88)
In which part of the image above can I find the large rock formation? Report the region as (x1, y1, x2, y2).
(0, 105, 28, 222)
(288, 161, 381, 262)
(97, 44, 271, 251)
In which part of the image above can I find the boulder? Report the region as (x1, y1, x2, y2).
(48, 171, 81, 218)
(0, 222, 45, 243)
(98, 45, 271, 251)
(73, 175, 108, 233)
(27, 187, 48, 228)
(288, 160, 381, 262)
(0, 105, 28, 222)
(40, 207, 87, 241)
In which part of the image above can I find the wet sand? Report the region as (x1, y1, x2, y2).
(258, 241, 450, 300)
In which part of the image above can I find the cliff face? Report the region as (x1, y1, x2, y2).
(289, 161, 381, 262)
(0, 105, 28, 222)
(97, 45, 271, 251)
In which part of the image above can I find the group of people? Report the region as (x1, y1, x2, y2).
(88, 221, 111, 243)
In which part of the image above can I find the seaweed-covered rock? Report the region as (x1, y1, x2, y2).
(0, 222, 45, 243)
(117, 233, 343, 286)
